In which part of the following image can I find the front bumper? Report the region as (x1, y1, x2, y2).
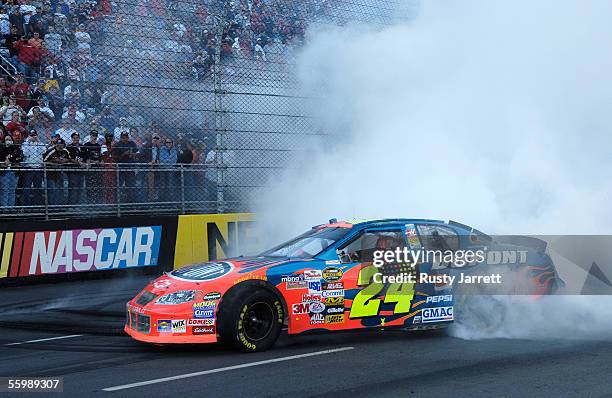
(125, 306, 218, 344)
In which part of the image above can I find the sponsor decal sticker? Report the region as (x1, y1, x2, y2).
(426, 295, 453, 303)
(321, 289, 344, 298)
(193, 300, 216, 309)
(292, 302, 310, 315)
(323, 282, 344, 290)
(193, 326, 216, 335)
(322, 266, 343, 282)
(203, 292, 222, 301)
(413, 315, 421, 324)
(127, 304, 145, 314)
(153, 280, 171, 289)
(282, 274, 307, 290)
(302, 294, 321, 303)
(188, 319, 215, 326)
(405, 224, 421, 249)
(171, 319, 186, 333)
(326, 307, 344, 314)
(194, 308, 215, 319)
(309, 301, 326, 313)
(233, 274, 267, 284)
(325, 314, 345, 324)
(421, 306, 453, 323)
(324, 296, 345, 306)
(308, 281, 322, 293)
(310, 313, 325, 325)
(304, 269, 322, 281)
(325, 260, 341, 265)
(157, 319, 172, 332)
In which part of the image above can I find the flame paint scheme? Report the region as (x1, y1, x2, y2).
(125, 219, 563, 349)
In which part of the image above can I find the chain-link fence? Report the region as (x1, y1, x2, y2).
(0, 0, 412, 220)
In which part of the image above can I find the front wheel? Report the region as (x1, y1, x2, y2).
(218, 287, 284, 352)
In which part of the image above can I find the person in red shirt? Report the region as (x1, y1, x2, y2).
(13, 39, 43, 82)
(5, 111, 26, 144)
(9, 73, 30, 111)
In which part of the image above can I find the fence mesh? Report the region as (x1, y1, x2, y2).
(0, 0, 412, 219)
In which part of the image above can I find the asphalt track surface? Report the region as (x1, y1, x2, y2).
(1, 277, 612, 397)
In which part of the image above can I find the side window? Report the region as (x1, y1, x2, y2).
(339, 230, 405, 263)
(417, 225, 459, 251)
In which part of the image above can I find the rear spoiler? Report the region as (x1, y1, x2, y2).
(493, 236, 547, 253)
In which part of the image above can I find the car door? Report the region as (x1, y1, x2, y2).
(337, 226, 417, 328)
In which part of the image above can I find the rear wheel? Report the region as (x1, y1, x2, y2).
(218, 286, 283, 352)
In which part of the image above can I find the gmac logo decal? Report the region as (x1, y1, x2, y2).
(172, 262, 233, 281)
(421, 307, 453, 323)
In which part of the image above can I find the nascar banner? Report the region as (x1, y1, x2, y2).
(0, 216, 178, 280)
(0, 213, 256, 282)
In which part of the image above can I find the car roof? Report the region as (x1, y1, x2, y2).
(321, 218, 447, 229)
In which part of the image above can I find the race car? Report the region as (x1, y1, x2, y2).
(125, 219, 563, 351)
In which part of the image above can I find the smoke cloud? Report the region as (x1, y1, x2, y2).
(256, 0, 612, 243)
(254, 0, 612, 339)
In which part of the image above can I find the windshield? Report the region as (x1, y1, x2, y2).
(260, 227, 351, 259)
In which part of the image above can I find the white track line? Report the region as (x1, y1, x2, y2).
(103, 346, 355, 392)
(4, 334, 84, 346)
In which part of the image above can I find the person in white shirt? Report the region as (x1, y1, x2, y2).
(54, 120, 78, 142)
(27, 105, 55, 120)
(44, 25, 62, 54)
(21, 130, 47, 205)
(113, 117, 130, 141)
(0, 96, 25, 126)
(63, 82, 81, 103)
(61, 104, 86, 123)
(0, 13, 10, 36)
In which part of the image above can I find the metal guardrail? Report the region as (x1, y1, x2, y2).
(0, 163, 251, 220)
(0, 52, 17, 81)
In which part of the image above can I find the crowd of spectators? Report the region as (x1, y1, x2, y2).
(0, 127, 223, 208)
(153, 0, 324, 80)
(0, 0, 325, 210)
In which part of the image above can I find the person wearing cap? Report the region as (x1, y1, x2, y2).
(112, 131, 138, 203)
(20, 129, 46, 205)
(42, 137, 70, 205)
(82, 130, 102, 203)
(66, 131, 85, 204)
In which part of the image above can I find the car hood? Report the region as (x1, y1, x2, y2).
(142, 256, 318, 297)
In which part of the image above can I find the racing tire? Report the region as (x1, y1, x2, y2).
(218, 286, 284, 352)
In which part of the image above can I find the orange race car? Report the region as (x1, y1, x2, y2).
(125, 219, 562, 351)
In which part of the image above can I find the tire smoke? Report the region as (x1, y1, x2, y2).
(255, 0, 612, 340)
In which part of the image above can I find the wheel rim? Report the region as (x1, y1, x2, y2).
(243, 301, 275, 341)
